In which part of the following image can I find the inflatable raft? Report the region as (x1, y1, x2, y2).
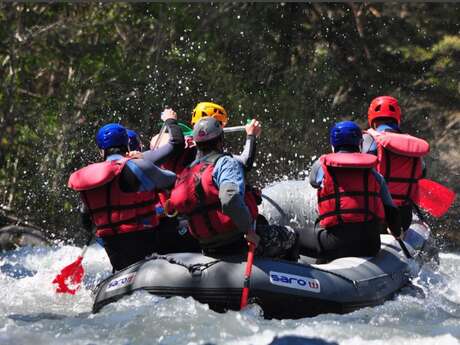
(92, 217, 435, 318)
(0, 225, 50, 251)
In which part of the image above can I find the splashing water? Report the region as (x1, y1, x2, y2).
(0, 243, 460, 345)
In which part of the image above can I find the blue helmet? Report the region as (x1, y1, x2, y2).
(127, 129, 142, 151)
(96, 123, 129, 150)
(329, 121, 362, 148)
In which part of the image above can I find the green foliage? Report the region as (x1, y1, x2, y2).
(0, 3, 458, 241)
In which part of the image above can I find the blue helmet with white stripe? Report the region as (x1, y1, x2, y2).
(96, 123, 129, 150)
(329, 121, 362, 149)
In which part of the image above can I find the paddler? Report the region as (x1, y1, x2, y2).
(363, 96, 429, 232)
(68, 120, 179, 271)
(167, 117, 298, 259)
(299, 121, 402, 261)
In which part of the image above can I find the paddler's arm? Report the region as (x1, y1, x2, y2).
(213, 156, 253, 233)
(143, 110, 185, 165)
(233, 135, 256, 171)
(122, 159, 176, 192)
(371, 169, 402, 238)
(309, 159, 323, 189)
(232, 119, 261, 171)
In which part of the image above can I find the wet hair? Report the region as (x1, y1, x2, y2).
(103, 145, 128, 160)
(195, 134, 224, 154)
(333, 145, 360, 153)
(373, 117, 398, 127)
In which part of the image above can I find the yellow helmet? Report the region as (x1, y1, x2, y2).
(191, 102, 228, 127)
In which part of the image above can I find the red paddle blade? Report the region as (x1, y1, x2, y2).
(240, 287, 250, 309)
(416, 179, 456, 217)
(52, 256, 84, 294)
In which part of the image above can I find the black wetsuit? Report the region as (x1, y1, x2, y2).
(362, 124, 426, 232)
(297, 151, 401, 261)
(81, 119, 201, 271)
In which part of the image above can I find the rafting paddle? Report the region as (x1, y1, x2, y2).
(240, 241, 256, 309)
(223, 125, 246, 133)
(415, 178, 456, 217)
(240, 224, 258, 309)
(53, 236, 92, 294)
(397, 239, 412, 259)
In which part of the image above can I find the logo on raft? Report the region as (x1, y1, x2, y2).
(106, 273, 136, 292)
(269, 271, 321, 293)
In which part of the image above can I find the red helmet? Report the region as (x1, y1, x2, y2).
(367, 96, 401, 127)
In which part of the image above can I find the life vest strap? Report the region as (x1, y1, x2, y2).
(328, 167, 344, 225)
(87, 198, 157, 213)
(385, 177, 419, 183)
(105, 181, 115, 233)
(363, 169, 370, 222)
(317, 208, 379, 222)
(96, 210, 156, 230)
(383, 151, 420, 205)
(318, 191, 379, 203)
(404, 157, 419, 203)
(191, 163, 219, 237)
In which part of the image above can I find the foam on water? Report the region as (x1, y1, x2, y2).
(0, 245, 459, 345)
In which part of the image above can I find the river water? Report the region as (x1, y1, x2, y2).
(0, 241, 459, 345)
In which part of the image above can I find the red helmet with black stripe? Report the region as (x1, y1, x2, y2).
(368, 96, 401, 127)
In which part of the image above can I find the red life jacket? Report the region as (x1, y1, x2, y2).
(161, 137, 197, 175)
(168, 153, 258, 245)
(367, 129, 429, 207)
(68, 157, 159, 237)
(317, 153, 385, 228)
(157, 138, 197, 209)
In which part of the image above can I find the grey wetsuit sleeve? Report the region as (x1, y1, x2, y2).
(219, 182, 252, 233)
(232, 135, 256, 171)
(129, 158, 176, 191)
(309, 159, 323, 189)
(142, 118, 185, 165)
(372, 169, 396, 207)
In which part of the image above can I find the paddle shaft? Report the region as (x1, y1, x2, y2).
(240, 242, 256, 309)
(79, 233, 93, 258)
(223, 125, 245, 133)
(397, 239, 412, 259)
(152, 123, 167, 150)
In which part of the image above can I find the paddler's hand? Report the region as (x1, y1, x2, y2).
(387, 227, 403, 241)
(393, 233, 404, 241)
(128, 150, 143, 159)
(161, 108, 177, 122)
(245, 119, 261, 137)
(245, 230, 260, 248)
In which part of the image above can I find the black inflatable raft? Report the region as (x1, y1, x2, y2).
(92, 218, 435, 319)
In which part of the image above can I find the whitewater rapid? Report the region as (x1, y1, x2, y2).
(0, 242, 459, 345)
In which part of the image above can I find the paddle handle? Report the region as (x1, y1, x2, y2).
(152, 123, 167, 150)
(240, 242, 256, 309)
(79, 245, 89, 258)
(397, 239, 412, 259)
(223, 125, 246, 133)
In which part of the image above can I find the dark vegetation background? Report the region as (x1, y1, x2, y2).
(0, 3, 458, 245)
